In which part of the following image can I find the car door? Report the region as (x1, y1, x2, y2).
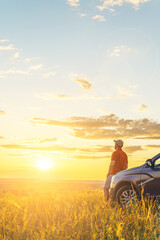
(142, 156, 160, 196)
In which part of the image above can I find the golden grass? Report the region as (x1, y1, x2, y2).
(0, 179, 159, 240)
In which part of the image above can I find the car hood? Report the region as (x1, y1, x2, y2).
(114, 164, 145, 177)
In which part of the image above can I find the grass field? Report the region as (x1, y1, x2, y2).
(0, 179, 159, 240)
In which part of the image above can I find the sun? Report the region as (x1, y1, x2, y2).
(36, 158, 53, 170)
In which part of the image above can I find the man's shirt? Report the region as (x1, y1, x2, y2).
(110, 148, 128, 175)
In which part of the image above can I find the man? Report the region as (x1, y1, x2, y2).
(104, 139, 128, 201)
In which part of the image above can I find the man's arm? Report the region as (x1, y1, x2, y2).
(126, 154, 128, 169)
(107, 160, 116, 177)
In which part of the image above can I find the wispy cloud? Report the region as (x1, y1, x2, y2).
(139, 104, 148, 111)
(0, 144, 76, 152)
(36, 92, 73, 100)
(13, 51, 20, 59)
(30, 64, 43, 71)
(0, 44, 17, 51)
(109, 45, 138, 57)
(92, 15, 106, 22)
(124, 146, 144, 154)
(0, 143, 100, 154)
(31, 114, 160, 140)
(39, 138, 57, 144)
(43, 72, 56, 78)
(36, 92, 102, 100)
(68, 73, 92, 90)
(0, 69, 29, 78)
(146, 145, 160, 149)
(24, 57, 41, 63)
(0, 110, 6, 115)
(135, 136, 160, 140)
(0, 142, 143, 155)
(73, 155, 108, 160)
(67, 0, 80, 7)
(36, 85, 134, 101)
(55, 94, 72, 98)
(75, 79, 92, 90)
(108, 87, 134, 99)
(80, 13, 87, 17)
(0, 39, 9, 43)
(97, 0, 150, 12)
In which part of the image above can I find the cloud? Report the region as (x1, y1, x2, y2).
(82, 145, 113, 153)
(0, 144, 77, 152)
(55, 94, 71, 98)
(0, 110, 6, 115)
(0, 44, 17, 51)
(9, 153, 28, 157)
(124, 146, 144, 154)
(36, 88, 134, 101)
(73, 155, 108, 160)
(80, 13, 87, 17)
(39, 138, 57, 144)
(24, 57, 41, 62)
(43, 72, 56, 78)
(0, 143, 109, 154)
(31, 114, 160, 140)
(135, 136, 160, 140)
(139, 104, 148, 111)
(97, 0, 150, 12)
(13, 51, 20, 59)
(0, 39, 9, 43)
(67, 0, 80, 7)
(92, 15, 106, 22)
(36, 92, 103, 100)
(30, 64, 43, 70)
(68, 73, 79, 79)
(36, 92, 73, 100)
(78, 145, 143, 154)
(0, 69, 29, 78)
(145, 145, 160, 149)
(0, 143, 143, 155)
(108, 87, 134, 99)
(109, 45, 138, 57)
(75, 79, 92, 90)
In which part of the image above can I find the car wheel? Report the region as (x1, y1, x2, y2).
(116, 185, 139, 206)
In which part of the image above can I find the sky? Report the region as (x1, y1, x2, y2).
(0, 0, 160, 180)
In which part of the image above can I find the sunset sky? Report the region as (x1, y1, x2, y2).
(0, 0, 160, 179)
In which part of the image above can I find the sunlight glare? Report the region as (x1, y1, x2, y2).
(36, 158, 53, 170)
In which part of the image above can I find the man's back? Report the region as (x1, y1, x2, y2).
(104, 139, 128, 201)
(110, 148, 128, 175)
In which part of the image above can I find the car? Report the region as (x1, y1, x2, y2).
(109, 153, 160, 206)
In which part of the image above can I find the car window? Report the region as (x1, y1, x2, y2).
(154, 158, 160, 167)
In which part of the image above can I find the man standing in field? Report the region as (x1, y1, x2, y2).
(104, 139, 128, 202)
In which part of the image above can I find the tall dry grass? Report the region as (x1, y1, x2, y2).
(0, 181, 159, 240)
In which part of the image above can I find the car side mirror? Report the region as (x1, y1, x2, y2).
(146, 159, 153, 167)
